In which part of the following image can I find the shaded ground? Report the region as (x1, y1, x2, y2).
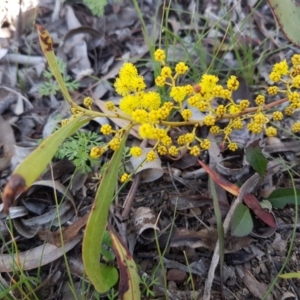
(1, 0, 300, 299)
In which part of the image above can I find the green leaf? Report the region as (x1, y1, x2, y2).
(231, 203, 253, 237)
(279, 272, 300, 279)
(101, 230, 115, 262)
(83, 130, 129, 293)
(267, 0, 300, 47)
(84, 0, 107, 17)
(266, 188, 300, 209)
(39, 82, 59, 96)
(14, 116, 90, 187)
(36, 25, 75, 104)
(245, 145, 267, 177)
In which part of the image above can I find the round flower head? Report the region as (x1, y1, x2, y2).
(227, 76, 239, 91)
(90, 146, 104, 158)
(154, 49, 166, 63)
(83, 97, 93, 108)
(175, 62, 189, 75)
(120, 173, 130, 183)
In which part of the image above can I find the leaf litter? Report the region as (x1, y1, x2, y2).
(0, 0, 300, 299)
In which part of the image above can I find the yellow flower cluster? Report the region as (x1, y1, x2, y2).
(83, 97, 93, 109)
(82, 50, 300, 177)
(120, 173, 130, 183)
(90, 146, 104, 159)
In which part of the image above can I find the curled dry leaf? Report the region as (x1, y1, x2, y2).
(0, 205, 27, 221)
(0, 237, 81, 272)
(62, 6, 93, 80)
(0, 115, 15, 172)
(0, 48, 8, 60)
(13, 180, 76, 238)
(133, 207, 160, 244)
(216, 156, 249, 181)
(271, 233, 287, 256)
(14, 201, 74, 238)
(11, 141, 38, 170)
(130, 148, 163, 183)
(281, 291, 297, 300)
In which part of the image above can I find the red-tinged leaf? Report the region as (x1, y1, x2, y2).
(109, 230, 140, 300)
(198, 160, 240, 196)
(243, 193, 276, 228)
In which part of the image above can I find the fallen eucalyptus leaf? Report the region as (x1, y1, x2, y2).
(13, 180, 76, 238)
(130, 148, 163, 183)
(0, 237, 81, 272)
(169, 228, 254, 253)
(39, 213, 89, 247)
(0, 115, 15, 171)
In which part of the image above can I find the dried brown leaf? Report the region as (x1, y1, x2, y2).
(39, 213, 89, 247)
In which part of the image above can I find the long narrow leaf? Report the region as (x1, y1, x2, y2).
(110, 230, 141, 299)
(3, 117, 89, 213)
(198, 160, 240, 196)
(36, 24, 73, 103)
(83, 130, 129, 293)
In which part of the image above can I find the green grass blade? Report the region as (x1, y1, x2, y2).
(209, 176, 225, 295)
(82, 130, 129, 293)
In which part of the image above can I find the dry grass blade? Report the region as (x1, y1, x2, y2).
(204, 173, 260, 300)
